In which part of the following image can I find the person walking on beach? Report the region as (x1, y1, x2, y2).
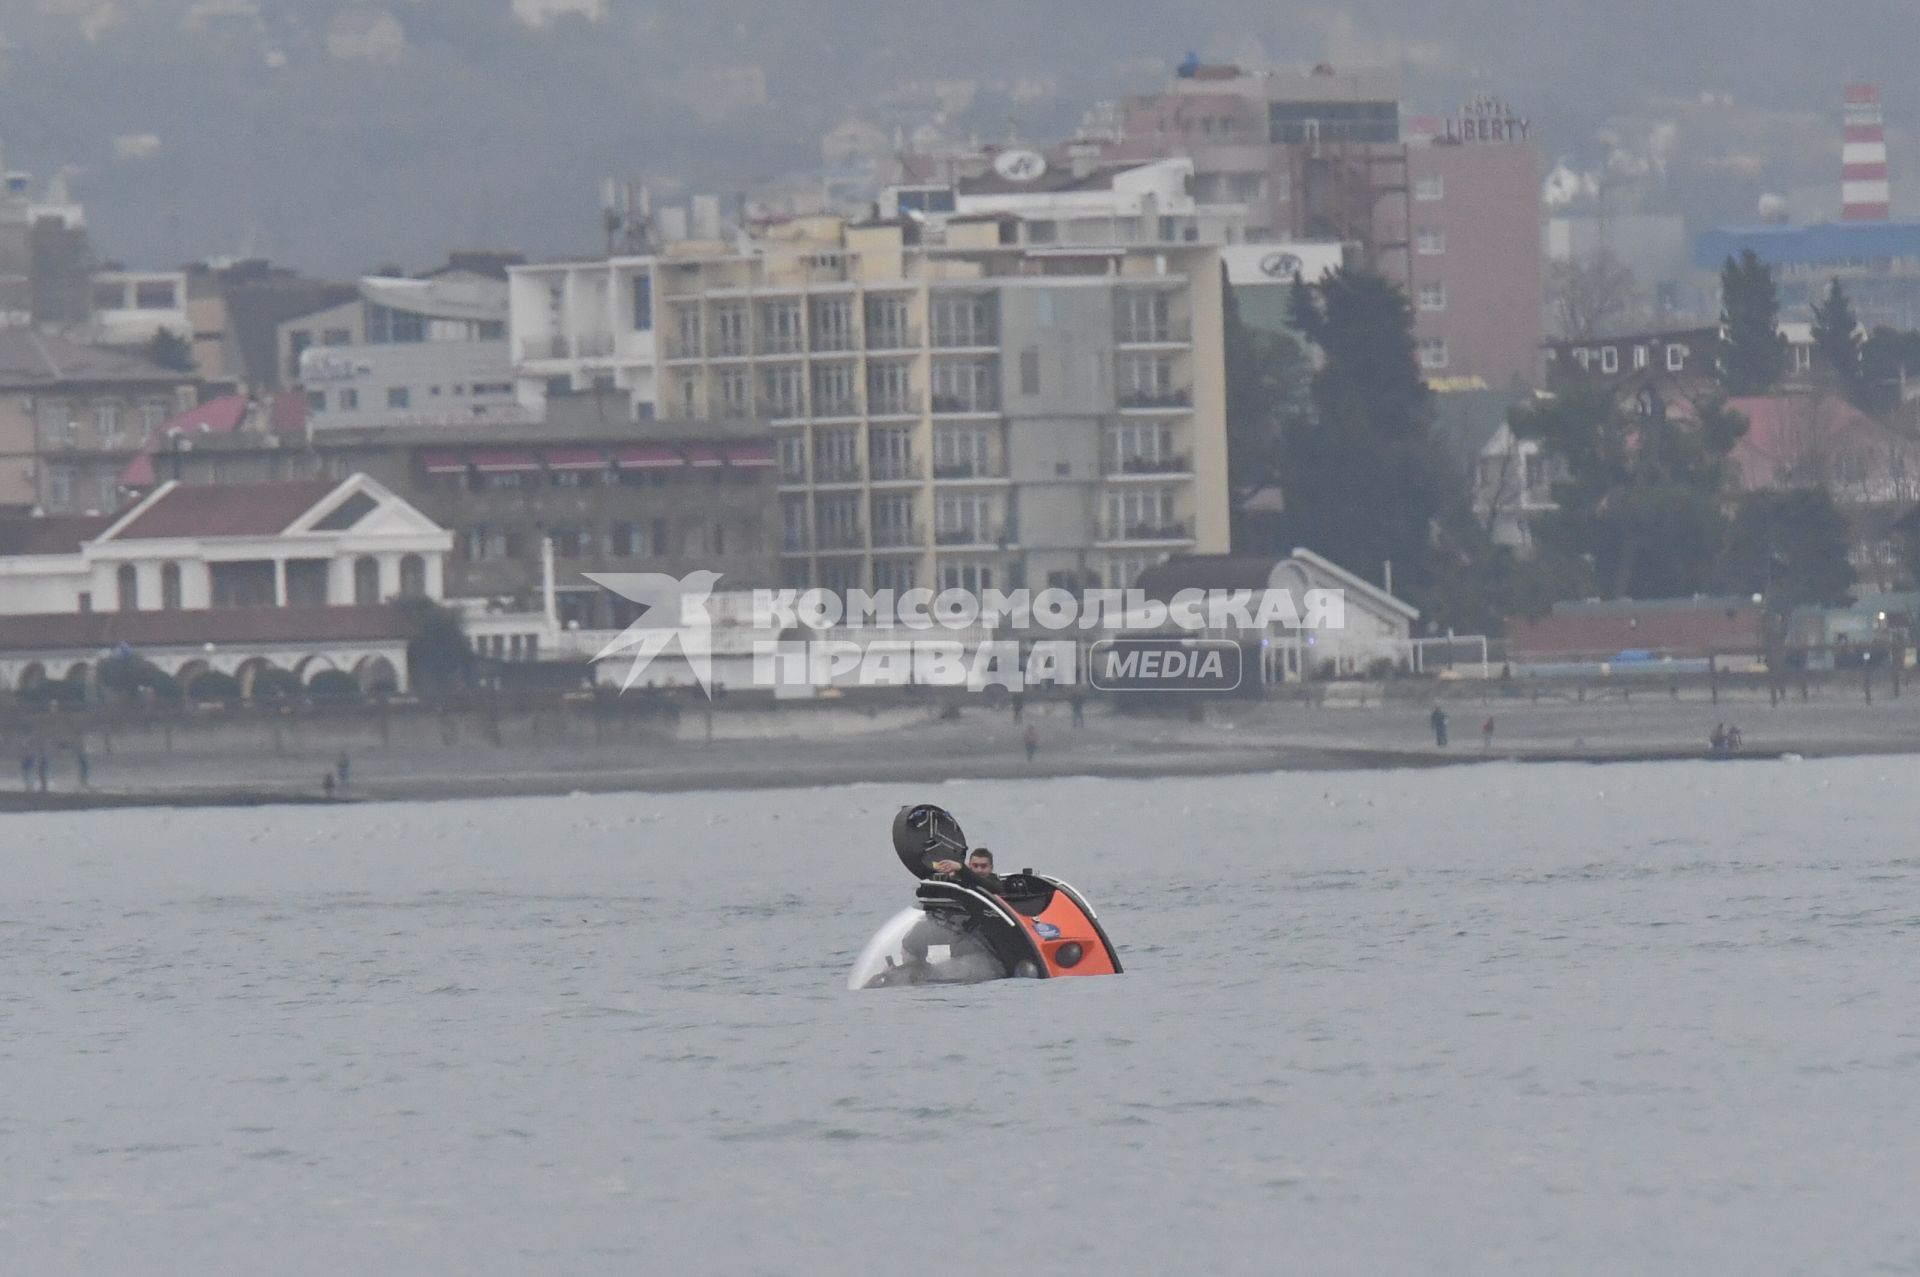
(1012, 691, 1025, 724)
(1481, 716, 1494, 751)
(1070, 692, 1085, 728)
(35, 750, 49, 792)
(1429, 705, 1449, 747)
(75, 746, 90, 790)
(1023, 724, 1038, 763)
(19, 749, 32, 792)
(323, 771, 337, 800)
(1709, 723, 1727, 754)
(335, 751, 351, 792)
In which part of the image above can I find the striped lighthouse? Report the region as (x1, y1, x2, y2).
(1843, 83, 1890, 221)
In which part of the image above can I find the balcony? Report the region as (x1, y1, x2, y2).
(870, 458, 921, 482)
(1119, 388, 1192, 411)
(812, 396, 862, 419)
(932, 460, 1006, 481)
(710, 335, 753, 358)
(868, 396, 920, 417)
(811, 331, 857, 354)
(932, 328, 998, 350)
(759, 332, 805, 355)
(932, 394, 999, 416)
(871, 524, 923, 549)
(811, 463, 865, 485)
(574, 333, 614, 358)
(1115, 319, 1192, 346)
(935, 525, 1011, 548)
(866, 326, 921, 352)
(1100, 520, 1193, 544)
(1108, 454, 1192, 477)
(816, 526, 867, 551)
(764, 399, 804, 421)
(782, 531, 811, 553)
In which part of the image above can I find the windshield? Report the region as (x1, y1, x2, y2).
(847, 906, 1009, 990)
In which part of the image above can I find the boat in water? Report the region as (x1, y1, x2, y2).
(848, 803, 1123, 990)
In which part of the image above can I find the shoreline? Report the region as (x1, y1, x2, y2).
(0, 734, 1907, 813)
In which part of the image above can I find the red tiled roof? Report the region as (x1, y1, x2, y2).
(1507, 601, 1765, 660)
(0, 514, 113, 557)
(1727, 394, 1891, 491)
(108, 480, 340, 540)
(121, 395, 253, 489)
(0, 605, 416, 654)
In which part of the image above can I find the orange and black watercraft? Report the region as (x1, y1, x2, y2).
(848, 803, 1123, 990)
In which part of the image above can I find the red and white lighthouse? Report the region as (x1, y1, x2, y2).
(1843, 83, 1890, 221)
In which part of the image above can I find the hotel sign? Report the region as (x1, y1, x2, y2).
(1444, 93, 1529, 144)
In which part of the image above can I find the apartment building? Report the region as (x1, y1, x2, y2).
(280, 270, 520, 429)
(1110, 65, 1543, 386)
(509, 216, 1230, 594)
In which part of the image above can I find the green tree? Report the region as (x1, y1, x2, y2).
(1221, 267, 1314, 553)
(1512, 381, 1748, 598)
(1719, 250, 1784, 395)
(1717, 488, 1855, 611)
(1280, 267, 1446, 600)
(396, 596, 472, 693)
(143, 328, 195, 374)
(1858, 326, 1913, 416)
(1809, 278, 1864, 402)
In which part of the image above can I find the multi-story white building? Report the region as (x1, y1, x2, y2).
(508, 215, 1231, 593)
(280, 272, 521, 430)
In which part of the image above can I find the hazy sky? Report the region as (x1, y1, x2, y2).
(0, 0, 1911, 274)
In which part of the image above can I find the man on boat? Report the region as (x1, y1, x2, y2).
(932, 847, 1004, 896)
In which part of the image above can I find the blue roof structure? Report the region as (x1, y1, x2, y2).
(1694, 221, 1920, 270)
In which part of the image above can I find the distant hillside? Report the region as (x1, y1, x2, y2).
(0, 0, 1914, 274)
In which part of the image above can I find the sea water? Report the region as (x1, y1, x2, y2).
(4, 760, 1918, 1274)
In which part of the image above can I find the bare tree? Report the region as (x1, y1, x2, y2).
(1548, 248, 1638, 341)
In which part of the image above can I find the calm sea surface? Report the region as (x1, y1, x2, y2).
(4, 760, 1918, 1275)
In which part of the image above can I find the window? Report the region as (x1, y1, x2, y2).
(871, 493, 917, 545)
(1417, 283, 1447, 312)
(652, 517, 673, 555)
(1104, 422, 1177, 473)
(94, 401, 123, 446)
(387, 386, 410, 409)
(1019, 347, 1041, 395)
(1026, 219, 1058, 244)
(1103, 488, 1178, 540)
(712, 305, 750, 356)
(287, 329, 312, 376)
(631, 274, 653, 331)
(1574, 348, 1591, 371)
(548, 524, 595, 558)
(1118, 355, 1179, 406)
(864, 295, 913, 349)
(933, 428, 992, 479)
(812, 428, 861, 482)
(869, 427, 915, 481)
(1117, 291, 1171, 343)
(939, 563, 995, 593)
(936, 492, 996, 542)
(323, 328, 352, 346)
(810, 363, 857, 416)
(866, 361, 915, 416)
(161, 562, 182, 611)
(777, 433, 808, 481)
(1269, 100, 1398, 144)
(140, 398, 170, 433)
(1416, 228, 1445, 256)
(810, 299, 854, 352)
(675, 306, 702, 358)
(760, 301, 803, 353)
(873, 558, 917, 592)
(1418, 339, 1449, 371)
(117, 564, 139, 612)
(399, 555, 426, 596)
(930, 292, 996, 347)
(308, 390, 328, 414)
(365, 303, 425, 343)
(608, 522, 646, 557)
(1414, 175, 1444, 201)
(1600, 346, 1619, 374)
(1666, 344, 1688, 372)
(677, 375, 698, 416)
(1229, 173, 1266, 202)
(718, 367, 752, 414)
(135, 280, 177, 309)
(36, 398, 69, 443)
(339, 388, 359, 411)
(930, 359, 998, 413)
(1633, 345, 1649, 370)
(45, 466, 72, 507)
(761, 364, 804, 416)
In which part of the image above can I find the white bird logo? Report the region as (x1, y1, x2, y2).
(581, 570, 723, 695)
